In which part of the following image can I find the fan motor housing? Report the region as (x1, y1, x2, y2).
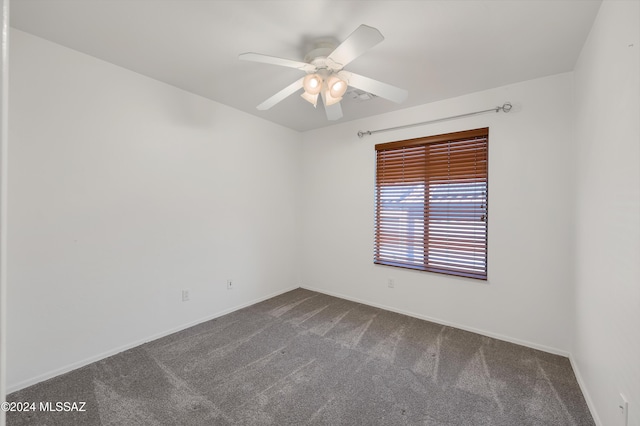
(304, 38, 338, 65)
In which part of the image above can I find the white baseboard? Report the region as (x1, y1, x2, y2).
(300, 285, 570, 357)
(7, 285, 299, 394)
(569, 354, 602, 426)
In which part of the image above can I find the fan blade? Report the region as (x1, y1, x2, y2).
(319, 90, 343, 121)
(324, 101, 343, 121)
(327, 25, 384, 68)
(239, 52, 315, 72)
(257, 77, 304, 110)
(343, 72, 408, 103)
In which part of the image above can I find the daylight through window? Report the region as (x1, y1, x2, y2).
(374, 128, 488, 280)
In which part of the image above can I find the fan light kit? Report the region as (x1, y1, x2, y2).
(300, 72, 348, 107)
(239, 24, 408, 121)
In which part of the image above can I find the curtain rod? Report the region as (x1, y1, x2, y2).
(357, 102, 512, 138)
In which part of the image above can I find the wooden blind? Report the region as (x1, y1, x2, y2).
(374, 128, 488, 280)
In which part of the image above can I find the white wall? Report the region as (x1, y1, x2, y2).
(7, 29, 302, 391)
(300, 72, 576, 354)
(573, 1, 640, 425)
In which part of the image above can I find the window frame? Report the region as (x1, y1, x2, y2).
(374, 127, 489, 280)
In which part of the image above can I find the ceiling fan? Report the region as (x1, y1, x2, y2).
(239, 24, 408, 121)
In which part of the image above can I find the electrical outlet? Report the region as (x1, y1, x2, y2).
(227, 279, 233, 290)
(619, 393, 628, 426)
(182, 290, 190, 302)
(388, 278, 395, 288)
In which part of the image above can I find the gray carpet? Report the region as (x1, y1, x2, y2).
(7, 288, 594, 425)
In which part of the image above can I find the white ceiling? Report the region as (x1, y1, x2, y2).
(10, 0, 601, 132)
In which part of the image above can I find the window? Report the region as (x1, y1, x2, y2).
(374, 128, 488, 280)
